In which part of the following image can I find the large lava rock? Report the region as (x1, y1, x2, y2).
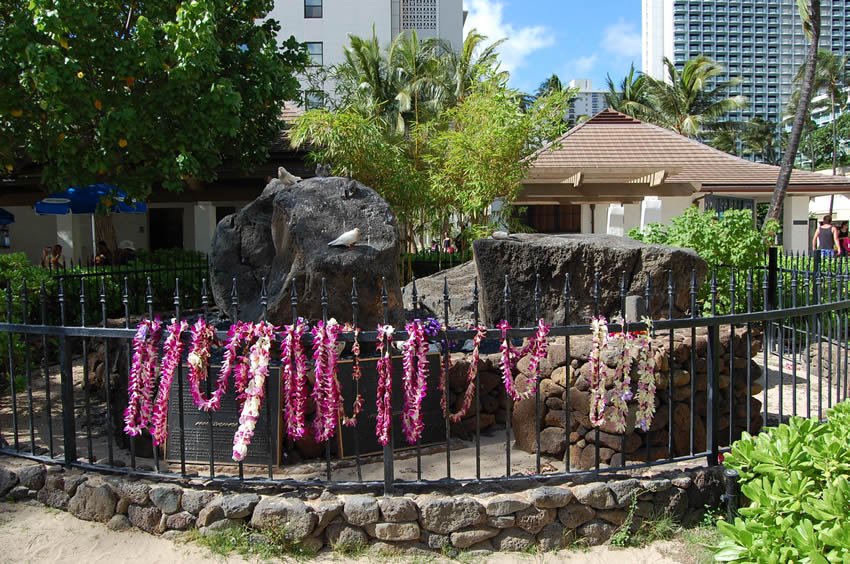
(211, 177, 403, 327)
(402, 260, 479, 327)
(473, 234, 707, 326)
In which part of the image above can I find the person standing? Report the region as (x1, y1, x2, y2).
(813, 214, 840, 257)
(838, 221, 850, 257)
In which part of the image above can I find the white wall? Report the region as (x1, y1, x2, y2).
(783, 195, 811, 254)
(660, 196, 695, 223)
(0, 207, 58, 265)
(623, 203, 642, 234)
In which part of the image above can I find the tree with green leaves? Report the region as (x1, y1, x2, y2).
(605, 64, 651, 119)
(799, 49, 848, 177)
(743, 118, 780, 165)
(642, 56, 747, 138)
(767, 0, 821, 224)
(0, 0, 306, 201)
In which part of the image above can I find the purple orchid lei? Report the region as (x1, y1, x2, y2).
(232, 321, 275, 462)
(375, 324, 394, 446)
(632, 320, 657, 432)
(280, 318, 309, 440)
(218, 321, 254, 405)
(401, 319, 430, 444)
(589, 316, 610, 427)
(124, 317, 163, 436)
(186, 317, 223, 412)
(607, 320, 636, 434)
(496, 319, 551, 401)
(150, 318, 189, 446)
(311, 318, 343, 443)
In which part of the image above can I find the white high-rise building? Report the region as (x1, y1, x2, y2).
(641, 0, 850, 128)
(270, 0, 465, 106)
(567, 79, 608, 122)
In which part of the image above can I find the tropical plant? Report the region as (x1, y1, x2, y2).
(605, 63, 651, 119)
(799, 49, 849, 176)
(766, 0, 822, 224)
(708, 123, 745, 157)
(641, 56, 747, 138)
(716, 401, 850, 561)
(0, 0, 307, 201)
(742, 118, 780, 164)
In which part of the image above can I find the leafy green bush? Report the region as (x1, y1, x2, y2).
(629, 207, 779, 313)
(716, 401, 850, 561)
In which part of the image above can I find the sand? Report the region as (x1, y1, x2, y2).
(0, 501, 691, 564)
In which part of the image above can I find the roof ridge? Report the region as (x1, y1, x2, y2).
(525, 107, 620, 163)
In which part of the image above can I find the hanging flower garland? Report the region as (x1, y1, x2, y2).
(232, 321, 275, 462)
(401, 320, 430, 444)
(633, 319, 657, 432)
(150, 318, 189, 446)
(440, 324, 487, 423)
(589, 316, 610, 426)
(186, 317, 223, 411)
(311, 319, 343, 442)
(280, 318, 309, 440)
(496, 319, 551, 401)
(606, 319, 636, 434)
(340, 325, 364, 428)
(375, 324, 394, 446)
(124, 318, 163, 436)
(214, 321, 255, 407)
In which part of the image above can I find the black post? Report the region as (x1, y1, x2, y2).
(706, 322, 720, 466)
(767, 246, 778, 310)
(58, 279, 77, 465)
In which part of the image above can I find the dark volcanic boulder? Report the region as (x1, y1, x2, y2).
(211, 176, 403, 327)
(473, 234, 707, 326)
(402, 261, 478, 327)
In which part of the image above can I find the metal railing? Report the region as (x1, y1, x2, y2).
(0, 263, 848, 495)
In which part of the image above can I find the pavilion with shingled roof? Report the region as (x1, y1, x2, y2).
(517, 109, 850, 252)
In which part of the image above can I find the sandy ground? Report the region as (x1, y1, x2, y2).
(0, 501, 689, 564)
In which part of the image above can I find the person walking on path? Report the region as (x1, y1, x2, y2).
(813, 214, 840, 257)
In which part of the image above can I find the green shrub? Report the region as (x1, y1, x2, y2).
(629, 207, 779, 313)
(715, 401, 850, 561)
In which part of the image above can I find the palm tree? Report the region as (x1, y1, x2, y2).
(605, 64, 651, 118)
(536, 74, 564, 98)
(797, 50, 848, 175)
(742, 118, 780, 164)
(708, 127, 741, 156)
(766, 0, 821, 224)
(642, 56, 747, 138)
(443, 29, 505, 105)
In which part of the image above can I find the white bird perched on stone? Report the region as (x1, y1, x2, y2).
(278, 166, 302, 186)
(492, 230, 518, 240)
(328, 227, 360, 248)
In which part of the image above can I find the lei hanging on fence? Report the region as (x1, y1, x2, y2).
(441, 324, 488, 423)
(496, 319, 551, 401)
(232, 321, 276, 461)
(339, 325, 364, 428)
(588, 316, 657, 432)
(311, 319, 343, 442)
(401, 320, 430, 444)
(124, 317, 163, 436)
(375, 324, 394, 446)
(186, 318, 222, 411)
(150, 318, 189, 446)
(280, 318, 309, 440)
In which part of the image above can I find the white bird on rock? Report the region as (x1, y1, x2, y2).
(492, 230, 518, 240)
(278, 166, 302, 186)
(328, 227, 361, 248)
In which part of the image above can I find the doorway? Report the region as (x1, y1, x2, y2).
(149, 208, 184, 250)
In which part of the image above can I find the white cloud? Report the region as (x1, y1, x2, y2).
(557, 55, 599, 83)
(601, 19, 641, 58)
(463, 0, 555, 76)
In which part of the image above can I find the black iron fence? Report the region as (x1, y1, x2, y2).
(0, 260, 848, 495)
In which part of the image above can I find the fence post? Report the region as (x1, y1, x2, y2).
(58, 279, 76, 465)
(767, 247, 778, 310)
(705, 324, 720, 466)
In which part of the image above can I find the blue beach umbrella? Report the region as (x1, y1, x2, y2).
(0, 208, 14, 225)
(35, 184, 147, 260)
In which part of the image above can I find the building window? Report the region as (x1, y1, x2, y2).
(306, 42, 323, 66)
(305, 90, 325, 109)
(304, 0, 322, 18)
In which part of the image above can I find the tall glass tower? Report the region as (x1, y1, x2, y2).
(642, 0, 850, 126)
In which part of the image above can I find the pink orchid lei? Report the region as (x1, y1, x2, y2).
(401, 320, 430, 444)
(632, 320, 657, 432)
(186, 317, 223, 411)
(496, 319, 551, 401)
(150, 318, 189, 446)
(311, 318, 343, 443)
(280, 318, 309, 440)
(124, 318, 163, 436)
(606, 320, 636, 434)
(375, 324, 394, 446)
(232, 321, 275, 462)
(440, 324, 487, 423)
(339, 325, 364, 428)
(588, 316, 610, 426)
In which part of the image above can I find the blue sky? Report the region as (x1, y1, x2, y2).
(463, 0, 642, 94)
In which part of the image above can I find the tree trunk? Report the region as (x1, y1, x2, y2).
(94, 213, 118, 265)
(765, 0, 821, 225)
